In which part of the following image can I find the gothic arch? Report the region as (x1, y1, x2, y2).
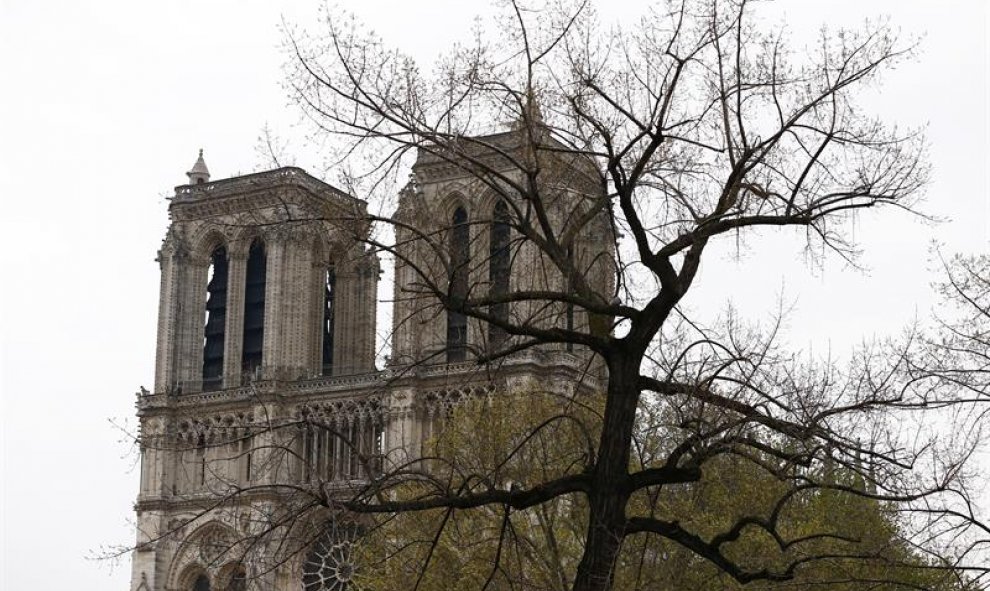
(475, 187, 519, 268)
(311, 231, 333, 268)
(227, 227, 267, 260)
(476, 186, 517, 223)
(174, 564, 210, 591)
(190, 226, 230, 265)
(165, 521, 240, 591)
(435, 192, 473, 280)
(439, 189, 471, 223)
(310, 228, 355, 268)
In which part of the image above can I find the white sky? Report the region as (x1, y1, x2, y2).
(0, 1, 987, 589)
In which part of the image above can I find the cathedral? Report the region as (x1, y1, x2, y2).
(128, 130, 613, 590)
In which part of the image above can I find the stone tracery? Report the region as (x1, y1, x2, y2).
(302, 520, 362, 591)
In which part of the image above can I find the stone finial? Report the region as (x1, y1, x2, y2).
(186, 149, 211, 184)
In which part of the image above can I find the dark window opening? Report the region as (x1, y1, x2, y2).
(303, 427, 314, 482)
(202, 246, 228, 391)
(322, 266, 336, 376)
(447, 207, 469, 362)
(225, 567, 246, 591)
(304, 425, 335, 482)
(242, 437, 253, 482)
(242, 239, 266, 377)
(303, 417, 383, 484)
(193, 574, 211, 591)
(348, 422, 359, 478)
(197, 434, 207, 487)
(488, 200, 511, 349)
(565, 245, 575, 352)
(303, 425, 333, 482)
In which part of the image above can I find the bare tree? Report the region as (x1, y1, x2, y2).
(914, 254, 990, 404)
(270, 1, 990, 589)
(116, 2, 989, 590)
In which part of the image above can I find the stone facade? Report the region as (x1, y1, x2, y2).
(128, 139, 612, 591)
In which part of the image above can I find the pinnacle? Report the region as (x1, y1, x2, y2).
(186, 149, 211, 184)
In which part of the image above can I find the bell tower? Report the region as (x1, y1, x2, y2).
(153, 152, 378, 394)
(389, 128, 614, 367)
(130, 154, 380, 591)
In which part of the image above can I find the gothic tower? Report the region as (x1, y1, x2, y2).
(131, 155, 379, 591)
(390, 128, 614, 367)
(129, 138, 612, 590)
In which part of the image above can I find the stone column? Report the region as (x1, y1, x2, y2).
(138, 416, 169, 498)
(250, 402, 278, 486)
(355, 254, 379, 372)
(309, 256, 326, 375)
(128, 508, 165, 591)
(177, 259, 209, 391)
(333, 258, 360, 376)
(258, 233, 316, 380)
(154, 245, 180, 394)
(223, 250, 247, 388)
(262, 238, 284, 379)
(279, 235, 315, 379)
(383, 388, 421, 470)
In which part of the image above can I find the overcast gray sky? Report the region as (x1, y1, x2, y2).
(1, 1, 987, 589)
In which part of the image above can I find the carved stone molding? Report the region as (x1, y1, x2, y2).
(423, 383, 497, 417)
(294, 396, 385, 429)
(173, 412, 257, 445)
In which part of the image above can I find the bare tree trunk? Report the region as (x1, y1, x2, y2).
(573, 356, 639, 591)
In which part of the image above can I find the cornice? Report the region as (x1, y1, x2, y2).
(170, 167, 367, 223)
(136, 351, 601, 418)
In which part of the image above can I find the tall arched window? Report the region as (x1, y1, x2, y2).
(203, 246, 228, 391)
(242, 239, 266, 376)
(488, 200, 511, 348)
(240, 437, 253, 483)
(322, 266, 336, 376)
(197, 433, 207, 489)
(565, 245, 575, 352)
(447, 206, 469, 362)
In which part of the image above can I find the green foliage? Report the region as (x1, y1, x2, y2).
(353, 392, 969, 591)
(355, 391, 597, 590)
(619, 455, 967, 590)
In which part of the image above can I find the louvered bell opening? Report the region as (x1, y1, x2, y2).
(447, 206, 469, 363)
(202, 246, 228, 391)
(322, 266, 336, 376)
(241, 240, 266, 376)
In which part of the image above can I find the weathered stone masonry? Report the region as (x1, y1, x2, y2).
(128, 141, 612, 591)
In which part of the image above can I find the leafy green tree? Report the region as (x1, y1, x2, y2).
(353, 392, 973, 591)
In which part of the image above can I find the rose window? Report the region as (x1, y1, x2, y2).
(302, 521, 361, 591)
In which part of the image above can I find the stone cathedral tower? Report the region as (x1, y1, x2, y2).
(129, 139, 612, 591)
